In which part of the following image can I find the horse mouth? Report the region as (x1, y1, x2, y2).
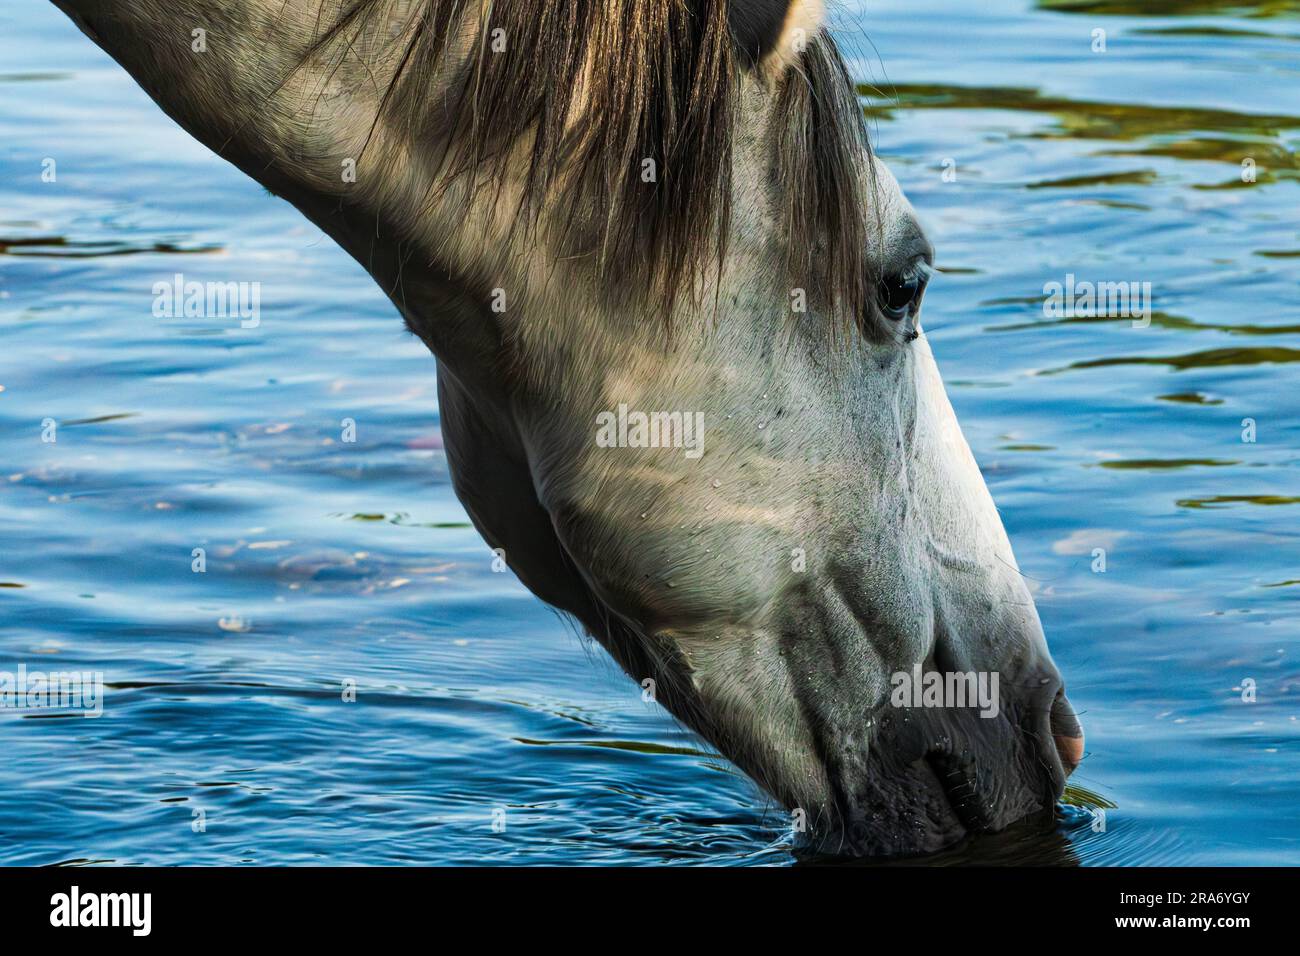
(803, 751, 1058, 859)
(796, 679, 1075, 859)
(923, 750, 999, 833)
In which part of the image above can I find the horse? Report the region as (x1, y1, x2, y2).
(49, 0, 1084, 857)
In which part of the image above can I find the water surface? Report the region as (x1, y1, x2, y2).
(1, 0, 1297, 865)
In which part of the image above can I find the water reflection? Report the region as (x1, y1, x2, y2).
(1038, 0, 1300, 17)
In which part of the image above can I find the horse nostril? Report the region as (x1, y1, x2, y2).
(1050, 690, 1084, 775)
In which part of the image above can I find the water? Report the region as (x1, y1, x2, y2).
(1, 0, 1296, 866)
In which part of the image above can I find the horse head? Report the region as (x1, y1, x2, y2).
(52, 0, 1083, 856)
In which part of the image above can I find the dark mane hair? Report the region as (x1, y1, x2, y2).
(303, 0, 876, 333)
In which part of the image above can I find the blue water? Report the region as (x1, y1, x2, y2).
(1, 0, 1297, 865)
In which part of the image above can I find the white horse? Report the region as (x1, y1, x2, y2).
(51, 0, 1083, 856)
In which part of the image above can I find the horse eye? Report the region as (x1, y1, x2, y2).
(877, 261, 930, 323)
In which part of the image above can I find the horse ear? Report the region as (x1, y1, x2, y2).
(728, 0, 826, 78)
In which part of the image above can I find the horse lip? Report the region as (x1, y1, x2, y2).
(1050, 690, 1085, 775)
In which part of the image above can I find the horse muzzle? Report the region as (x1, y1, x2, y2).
(799, 664, 1083, 858)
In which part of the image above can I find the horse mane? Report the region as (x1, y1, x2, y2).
(304, 0, 877, 334)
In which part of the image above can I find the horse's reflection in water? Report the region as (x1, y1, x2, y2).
(800, 811, 1083, 867)
(52, 0, 1084, 857)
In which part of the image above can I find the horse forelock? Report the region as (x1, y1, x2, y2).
(302, 0, 880, 336)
